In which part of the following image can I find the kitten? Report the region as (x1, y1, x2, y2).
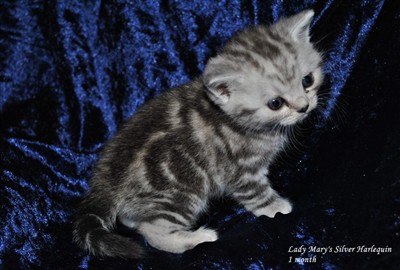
(73, 10, 323, 258)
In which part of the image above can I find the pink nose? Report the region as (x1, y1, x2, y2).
(293, 96, 309, 113)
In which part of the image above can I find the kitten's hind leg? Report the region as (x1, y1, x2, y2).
(138, 219, 217, 253)
(118, 215, 138, 229)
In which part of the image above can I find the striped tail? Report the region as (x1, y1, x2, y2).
(73, 208, 144, 258)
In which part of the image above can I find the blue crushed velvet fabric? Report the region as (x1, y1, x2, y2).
(1, 0, 399, 269)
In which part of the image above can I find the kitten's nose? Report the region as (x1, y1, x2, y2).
(297, 104, 309, 113)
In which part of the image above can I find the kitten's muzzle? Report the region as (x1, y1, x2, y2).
(297, 104, 309, 113)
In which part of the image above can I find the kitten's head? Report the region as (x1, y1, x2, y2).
(203, 10, 323, 130)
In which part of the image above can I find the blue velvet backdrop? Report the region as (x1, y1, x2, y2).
(1, 0, 399, 269)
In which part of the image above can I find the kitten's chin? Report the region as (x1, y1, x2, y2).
(280, 113, 309, 126)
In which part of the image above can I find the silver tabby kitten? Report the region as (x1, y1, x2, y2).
(74, 10, 323, 258)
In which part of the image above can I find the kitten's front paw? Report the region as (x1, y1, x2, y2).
(253, 197, 292, 218)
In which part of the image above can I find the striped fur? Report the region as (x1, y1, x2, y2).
(73, 10, 323, 258)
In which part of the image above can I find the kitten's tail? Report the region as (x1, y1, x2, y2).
(73, 205, 144, 259)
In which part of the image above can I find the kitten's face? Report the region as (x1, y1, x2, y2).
(204, 10, 323, 130)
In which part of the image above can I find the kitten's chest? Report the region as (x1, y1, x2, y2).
(201, 126, 287, 194)
(224, 129, 287, 165)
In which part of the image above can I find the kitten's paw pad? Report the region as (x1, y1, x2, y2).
(253, 197, 292, 218)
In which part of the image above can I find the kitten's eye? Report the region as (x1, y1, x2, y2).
(302, 73, 314, 89)
(267, 97, 285, 111)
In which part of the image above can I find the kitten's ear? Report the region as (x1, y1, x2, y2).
(203, 56, 241, 105)
(283, 9, 314, 43)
